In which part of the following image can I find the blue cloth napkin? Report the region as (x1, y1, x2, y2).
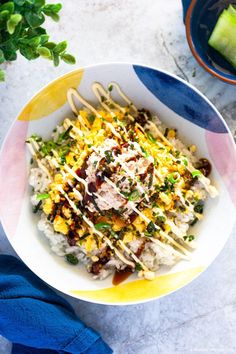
(0, 255, 112, 354)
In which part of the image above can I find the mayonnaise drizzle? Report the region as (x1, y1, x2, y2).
(28, 81, 219, 275)
(56, 185, 135, 268)
(65, 85, 207, 248)
(29, 136, 149, 271)
(65, 83, 200, 252)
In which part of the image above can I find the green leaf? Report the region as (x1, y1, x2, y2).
(34, 0, 46, 9)
(0, 10, 10, 22)
(42, 4, 61, 21)
(25, 11, 45, 28)
(0, 2, 14, 15)
(27, 36, 41, 47)
(19, 45, 39, 60)
(52, 52, 59, 66)
(7, 13, 22, 34)
(3, 48, 17, 61)
(14, 0, 26, 5)
(46, 12, 59, 22)
(39, 34, 49, 45)
(53, 40, 67, 54)
(0, 69, 5, 82)
(0, 49, 5, 64)
(0, 0, 75, 80)
(42, 3, 62, 14)
(37, 46, 51, 58)
(44, 41, 56, 50)
(61, 53, 76, 64)
(27, 27, 46, 37)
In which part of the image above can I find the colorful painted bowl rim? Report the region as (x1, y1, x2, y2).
(185, 0, 236, 85)
(1, 62, 236, 305)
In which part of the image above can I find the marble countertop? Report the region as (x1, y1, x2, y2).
(0, 1, 236, 353)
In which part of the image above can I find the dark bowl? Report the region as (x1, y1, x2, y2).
(184, 0, 236, 84)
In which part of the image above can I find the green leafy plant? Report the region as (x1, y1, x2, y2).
(0, 0, 76, 81)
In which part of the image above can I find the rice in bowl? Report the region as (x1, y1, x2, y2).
(26, 82, 218, 283)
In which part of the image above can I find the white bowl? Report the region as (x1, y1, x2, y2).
(1, 63, 236, 305)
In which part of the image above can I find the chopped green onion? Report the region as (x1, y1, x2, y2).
(168, 173, 180, 184)
(146, 132, 157, 144)
(175, 150, 180, 158)
(33, 200, 42, 213)
(155, 215, 166, 223)
(164, 128, 169, 137)
(65, 254, 79, 265)
(108, 84, 113, 92)
(39, 140, 57, 156)
(36, 193, 49, 200)
(135, 263, 143, 271)
(182, 158, 188, 166)
(60, 155, 66, 165)
(31, 134, 42, 142)
(141, 146, 149, 157)
(88, 114, 95, 124)
(194, 203, 204, 214)
(128, 190, 140, 201)
(147, 221, 156, 234)
(110, 230, 120, 240)
(191, 170, 202, 178)
(94, 222, 112, 230)
(183, 235, 195, 242)
(104, 150, 114, 163)
(57, 126, 73, 144)
(190, 218, 198, 226)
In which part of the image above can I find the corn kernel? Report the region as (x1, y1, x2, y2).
(91, 256, 99, 262)
(62, 206, 72, 219)
(54, 174, 63, 184)
(43, 198, 53, 215)
(123, 232, 135, 244)
(53, 215, 69, 235)
(167, 129, 176, 138)
(113, 218, 126, 231)
(189, 144, 197, 153)
(84, 236, 97, 252)
(66, 152, 76, 166)
(133, 216, 146, 232)
(159, 192, 171, 205)
(142, 208, 153, 220)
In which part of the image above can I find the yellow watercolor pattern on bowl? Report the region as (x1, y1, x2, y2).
(71, 266, 204, 303)
(18, 69, 84, 121)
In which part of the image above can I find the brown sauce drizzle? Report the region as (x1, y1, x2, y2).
(112, 269, 133, 286)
